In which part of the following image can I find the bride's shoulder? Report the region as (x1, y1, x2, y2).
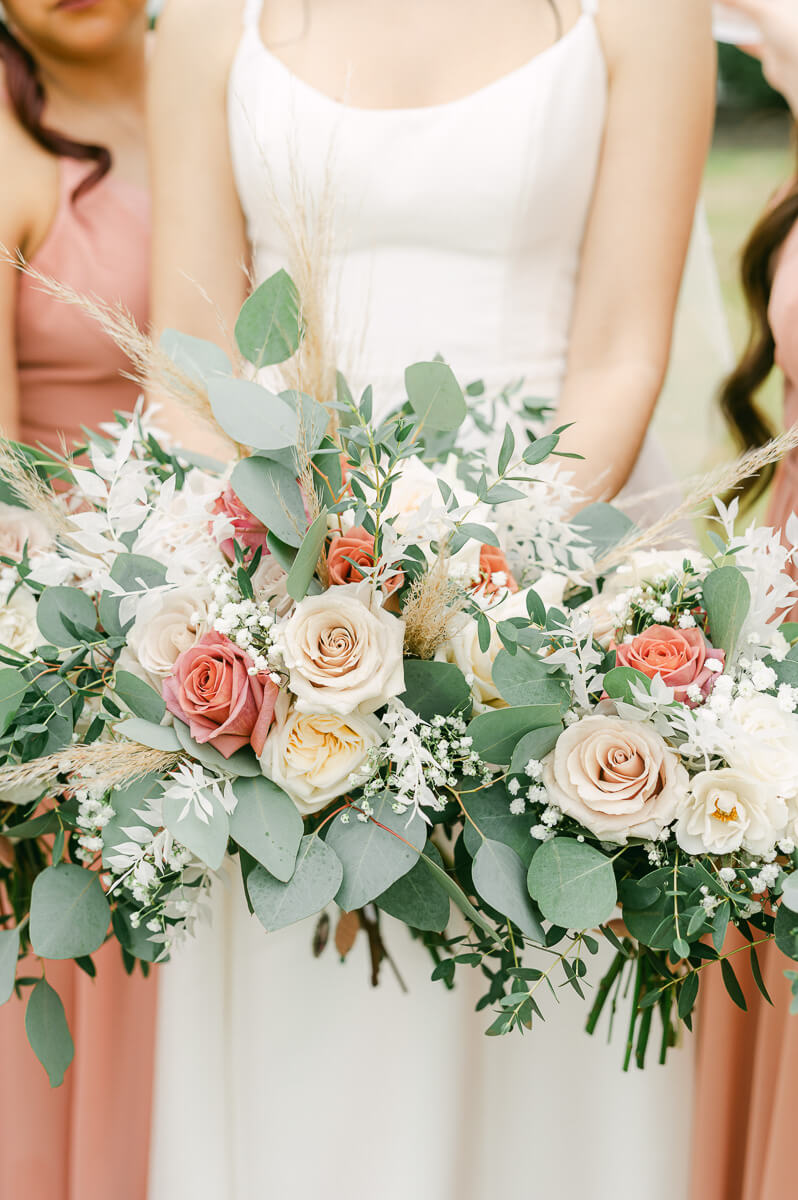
(154, 0, 246, 78)
(597, 0, 713, 70)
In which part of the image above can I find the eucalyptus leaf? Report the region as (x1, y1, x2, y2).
(173, 719, 261, 777)
(461, 781, 537, 865)
(702, 566, 751, 659)
(229, 777, 303, 882)
(36, 587, 98, 648)
(416, 846, 503, 945)
(527, 837, 617, 930)
(249, 834, 343, 932)
(230, 456, 307, 548)
(110, 553, 168, 593)
(162, 788, 230, 871)
(492, 647, 569, 710)
(207, 378, 300, 451)
(326, 791, 426, 911)
(25, 980, 74, 1088)
(603, 666, 652, 704)
(570, 503, 636, 556)
(235, 268, 303, 368)
(508, 724, 562, 777)
(781, 872, 798, 914)
(30, 864, 110, 959)
(115, 718, 181, 753)
(159, 329, 232, 386)
(473, 839, 544, 942)
(285, 511, 329, 602)
(377, 841, 450, 932)
(0, 927, 20, 1006)
(405, 361, 466, 433)
(114, 671, 166, 724)
(112, 906, 162, 964)
(0, 667, 26, 735)
(467, 705, 564, 765)
(399, 660, 472, 723)
(775, 902, 798, 961)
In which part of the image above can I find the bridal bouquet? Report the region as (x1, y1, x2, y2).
(1, 268, 796, 1084)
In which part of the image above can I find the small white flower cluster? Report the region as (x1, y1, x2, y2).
(363, 699, 492, 819)
(74, 790, 116, 864)
(207, 565, 281, 681)
(749, 861, 781, 896)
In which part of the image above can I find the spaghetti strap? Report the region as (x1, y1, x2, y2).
(580, 0, 599, 13)
(242, 0, 265, 28)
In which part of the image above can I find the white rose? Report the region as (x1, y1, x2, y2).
(132, 470, 224, 584)
(281, 581, 405, 716)
(124, 586, 211, 687)
(261, 693, 385, 814)
(435, 588, 536, 711)
(724, 694, 798, 801)
(542, 715, 687, 843)
(0, 503, 52, 562)
(0, 584, 39, 655)
(611, 549, 710, 593)
(675, 768, 787, 857)
(252, 555, 292, 618)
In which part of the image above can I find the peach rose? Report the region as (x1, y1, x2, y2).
(327, 527, 403, 594)
(211, 485, 270, 561)
(542, 715, 687, 843)
(614, 626, 724, 704)
(163, 631, 278, 757)
(475, 545, 518, 596)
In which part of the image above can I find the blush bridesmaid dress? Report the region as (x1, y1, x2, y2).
(690, 219, 798, 1200)
(0, 156, 156, 1200)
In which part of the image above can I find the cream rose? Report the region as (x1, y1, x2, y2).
(542, 715, 687, 843)
(261, 693, 385, 814)
(435, 586, 558, 711)
(124, 586, 211, 688)
(724, 695, 798, 802)
(675, 768, 787, 857)
(0, 503, 52, 562)
(0, 584, 39, 656)
(280, 581, 405, 715)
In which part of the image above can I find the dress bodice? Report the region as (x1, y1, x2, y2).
(16, 157, 150, 451)
(227, 0, 607, 408)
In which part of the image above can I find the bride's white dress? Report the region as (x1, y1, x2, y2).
(148, 2, 694, 1196)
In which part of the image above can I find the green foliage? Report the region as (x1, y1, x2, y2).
(0, 668, 26, 735)
(30, 865, 110, 960)
(114, 671, 166, 724)
(159, 329, 232, 386)
(702, 566, 751, 658)
(467, 705, 564, 765)
(404, 362, 466, 433)
(285, 511, 329, 602)
(36, 587, 98, 648)
(377, 841, 450, 932)
(235, 269, 303, 368)
(114, 718, 181, 752)
(162, 789, 229, 872)
(461, 781, 537, 866)
(491, 647, 569, 710)
(25, 980, 74, 1088)
(508, 725, 562, 777)
(527, 838, 617, 929)
(775, 902, 798, 962)
(207, 379, 302, 451)
(172, 719, 260, 777)
(603, 666, 652, 704)
(0, 928, 20, 1005)
(472, 839, 544, 942)
(229, 777, 303, 882)
(249, 835, 343, 933)
(570, 503, 636, 556)
(230, 456, 307, 547)
(326, 792, 426, 911)
(399, 660, 472, 722)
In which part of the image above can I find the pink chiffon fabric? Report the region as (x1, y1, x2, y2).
(690, 219, 798, 1200)
(0, 157, 156, 1200)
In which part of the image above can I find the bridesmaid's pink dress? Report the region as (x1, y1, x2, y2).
(691, 222, 798, 1199)
(0, 158, 156, 1200)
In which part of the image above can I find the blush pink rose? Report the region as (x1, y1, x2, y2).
(163, 632, 278, 757)
(614, 625, 725, 705)
(211, 485, 270, 561)
(475, 545, 518, 596)
(327, 527, 403, 594)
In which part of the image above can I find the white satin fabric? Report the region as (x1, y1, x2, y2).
(149, 2, 694, 1196)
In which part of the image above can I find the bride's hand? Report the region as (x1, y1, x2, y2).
(722, 0, 798, 114)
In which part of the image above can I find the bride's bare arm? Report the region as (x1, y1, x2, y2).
(555, 0, 715, 502)
(148, 0, 248, 445)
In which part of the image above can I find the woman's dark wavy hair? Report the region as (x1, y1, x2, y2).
(0, 18, 111, 200)
(720, 130, 798, 507)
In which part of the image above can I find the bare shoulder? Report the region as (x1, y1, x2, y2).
(0, 102, 58, 253)
(153, 0, 246, 87)
(597, 0, 714, 72)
